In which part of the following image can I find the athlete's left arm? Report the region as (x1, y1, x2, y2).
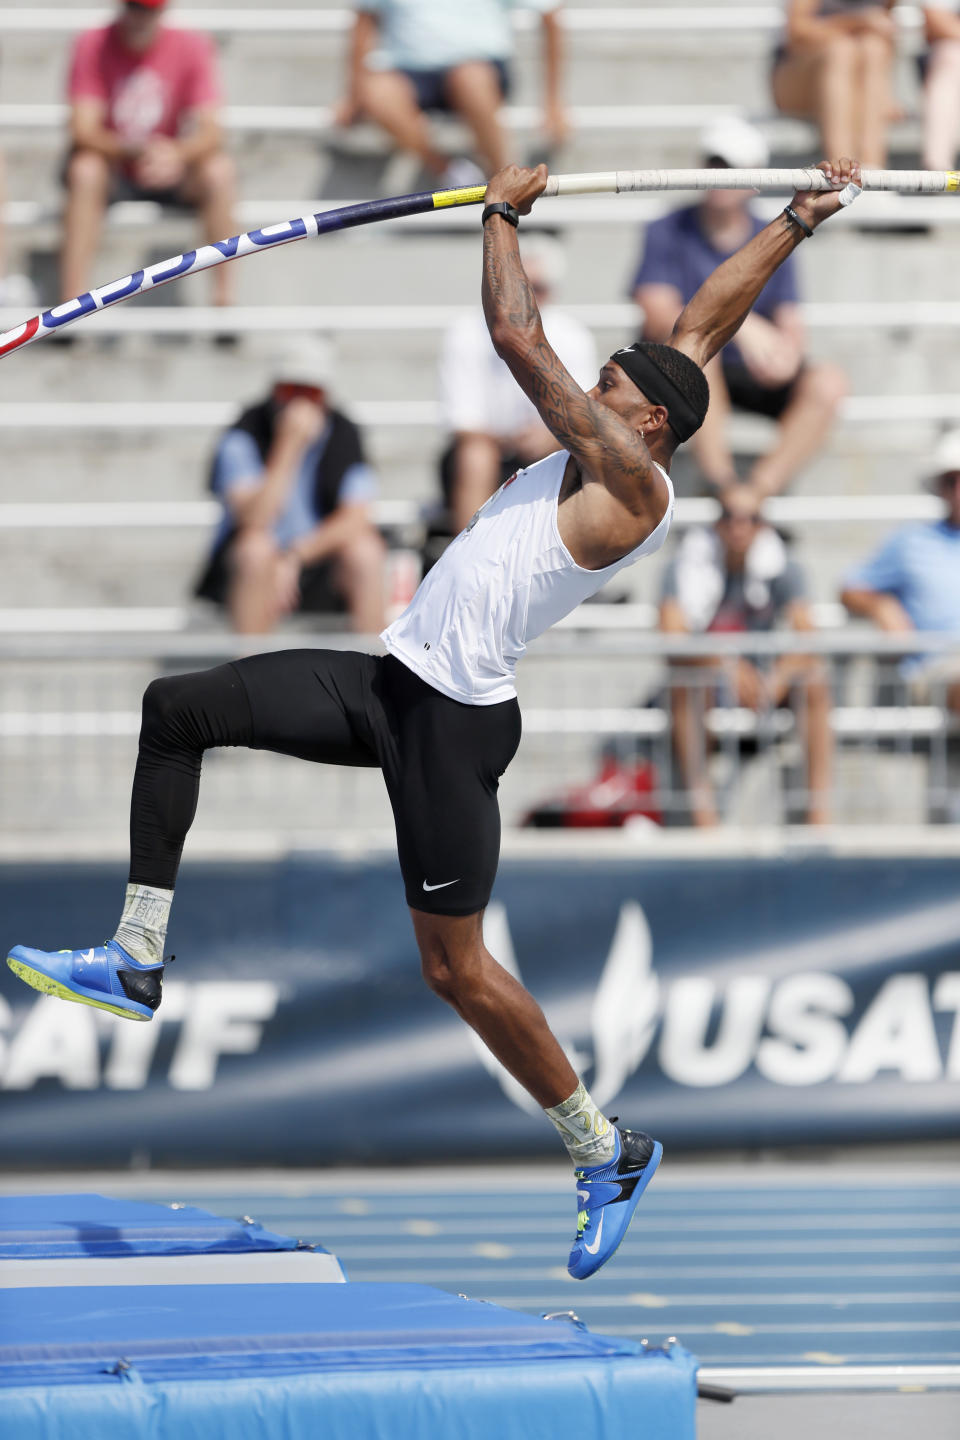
(481, 165, 663, 524)
(669, 158, 861, 369)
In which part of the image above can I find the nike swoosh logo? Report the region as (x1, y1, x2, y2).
(583, 1211, 605, 1256)
(422, 879, 459, 892)
(78, 949, 96, 966)
(577, 1189, 590, 1205)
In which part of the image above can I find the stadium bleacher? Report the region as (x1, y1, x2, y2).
(2, 0, 959, 837)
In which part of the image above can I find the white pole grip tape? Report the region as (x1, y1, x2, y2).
(542, 168, 960, 197)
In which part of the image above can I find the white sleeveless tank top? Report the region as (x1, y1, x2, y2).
(381, 448, 674, 705)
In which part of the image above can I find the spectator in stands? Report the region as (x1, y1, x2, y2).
(335, 0, 567, 185)
(438, 235, 595, 534)
(61, 0, 236, 308)
(921, 5, 960, 169)
(195, 338, 387, 635)
(660, 483, 833, 826)
(771, 0, 898, 166)
(841, 430, 960, 706)
(632, 118, 847, 499)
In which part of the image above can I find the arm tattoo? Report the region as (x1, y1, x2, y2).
(481, 219, 659, 507)
(481, 222, 539, 331)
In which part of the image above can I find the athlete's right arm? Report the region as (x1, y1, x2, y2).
(480, 165, 665, 527)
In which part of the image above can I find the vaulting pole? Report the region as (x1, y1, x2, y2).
(0, 167, 954, 357)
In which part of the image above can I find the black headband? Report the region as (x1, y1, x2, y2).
(609, 345, 703, 443)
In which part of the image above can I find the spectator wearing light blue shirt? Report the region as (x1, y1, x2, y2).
(195, 338, 386, 635)
(842, 429, 960, 695)
(334, 0, 567, 184)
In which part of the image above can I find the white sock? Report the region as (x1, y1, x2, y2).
(113, 883, 173, 967)
(545, 1080, 618, 1168)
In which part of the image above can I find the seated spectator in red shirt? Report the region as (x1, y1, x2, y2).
(632, 118, 847, 500)
(195, 339, 387, 636)
(659, 483, 833, 828)
(61, 0, 236, 307)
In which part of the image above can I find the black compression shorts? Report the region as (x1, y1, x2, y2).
(233, 650, 522, 916)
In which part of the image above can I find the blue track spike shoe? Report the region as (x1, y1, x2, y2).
(6, 941, 166, 1022)
(567, 1125, 663, 1280)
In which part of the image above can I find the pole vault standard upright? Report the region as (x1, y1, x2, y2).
(0, 166, 956, 358)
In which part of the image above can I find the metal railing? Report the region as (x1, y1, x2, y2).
(2, 629, 960, 839)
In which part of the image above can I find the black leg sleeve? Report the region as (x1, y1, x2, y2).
(128, 664, 254, 889)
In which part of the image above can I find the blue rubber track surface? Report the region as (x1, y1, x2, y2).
(129, 1170, 960, 1371)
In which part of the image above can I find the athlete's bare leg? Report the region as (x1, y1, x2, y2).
(411, 907, 578, 1107)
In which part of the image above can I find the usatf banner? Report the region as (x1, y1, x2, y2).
(0, 852, 958, 1165)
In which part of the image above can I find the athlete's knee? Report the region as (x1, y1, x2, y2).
(140, 672, 216, 751)
(416, 920, 485, 1005)
(141, 676, 188, 738)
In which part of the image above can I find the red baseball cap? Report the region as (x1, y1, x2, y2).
(124, 0, 169, 10)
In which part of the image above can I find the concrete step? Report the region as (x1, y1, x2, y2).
(0, 337, 957, 446)
(0, 425, 436, 502)
(0, 28, 773, 109)
(9, 215, 959, 322)
(0, 511, 914, 610)
(5, 111, 944, 215)
(2, 304, 958, 402)
(0, 432, 949, 535)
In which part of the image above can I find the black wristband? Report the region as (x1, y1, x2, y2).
(782, 205, 814, 239)
(481, 201, 520, 229)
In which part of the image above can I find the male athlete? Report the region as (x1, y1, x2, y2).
(7, 157, 859, 1279)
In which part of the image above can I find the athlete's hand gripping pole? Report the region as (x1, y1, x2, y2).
(0, 163, 953, 357)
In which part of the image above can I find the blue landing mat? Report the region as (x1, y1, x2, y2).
(0, 1193, 301, 1259)
(0, 1281, 697, 1440)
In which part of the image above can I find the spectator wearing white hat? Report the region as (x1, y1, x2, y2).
(195, 339, 386, 635)
(632, 117, 848, 499)
(842, 430, 960, 708)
